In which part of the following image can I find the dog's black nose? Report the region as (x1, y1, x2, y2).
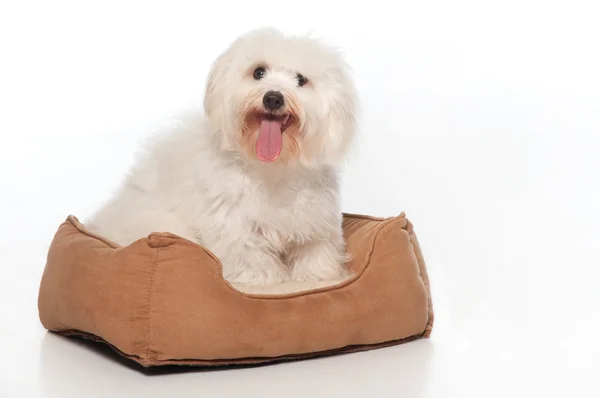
(263, 91, 285, 111)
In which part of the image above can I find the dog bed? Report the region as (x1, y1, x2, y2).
(37, 213, 434, 367)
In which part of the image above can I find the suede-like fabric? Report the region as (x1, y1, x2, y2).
(38, 213, 434, 367)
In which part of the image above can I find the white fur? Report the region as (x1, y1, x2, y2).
(86, 28, 358, 287)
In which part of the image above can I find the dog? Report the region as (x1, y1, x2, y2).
(86, 27, 358, 286)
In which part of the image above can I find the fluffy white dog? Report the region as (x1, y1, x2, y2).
(86, 27, 358, 286)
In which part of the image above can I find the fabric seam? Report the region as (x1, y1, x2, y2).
(144, 245, 160, 361)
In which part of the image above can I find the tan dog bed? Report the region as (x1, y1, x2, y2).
(38, 213, 434, 367)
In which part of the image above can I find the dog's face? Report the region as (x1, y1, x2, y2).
(204, 28, 357, 168)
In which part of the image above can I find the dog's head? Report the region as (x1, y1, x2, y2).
(204, 28, 357, 168)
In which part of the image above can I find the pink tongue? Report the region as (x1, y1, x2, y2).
(256, 119, 283, 162)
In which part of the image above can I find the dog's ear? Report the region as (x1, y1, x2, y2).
(204, 55, 225, 122)
(204, 54, 237, 150)
(320, 64, 358, 166)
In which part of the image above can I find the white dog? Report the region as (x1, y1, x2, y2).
(86, 27, 358, 286)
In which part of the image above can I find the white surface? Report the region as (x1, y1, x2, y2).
(1, 1, 599, 397)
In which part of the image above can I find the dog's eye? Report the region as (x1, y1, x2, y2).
(296, 73, 308, 87)
(253, 67, 266, 80)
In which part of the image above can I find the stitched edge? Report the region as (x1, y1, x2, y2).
(144, 243, 160, 361)
(66, 216, 121, 248)
(406, 225, 434, 338)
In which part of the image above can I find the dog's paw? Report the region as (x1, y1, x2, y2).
(290, 259, 351, 282)
(289, 240, 352, 282)
(224, 257, 290, 286)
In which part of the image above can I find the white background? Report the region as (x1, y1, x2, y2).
(1, 0, 599, 397)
